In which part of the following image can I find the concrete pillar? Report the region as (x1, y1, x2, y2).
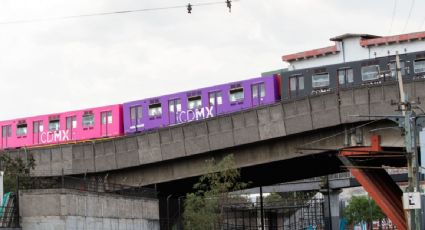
(321, 188, 341, 230)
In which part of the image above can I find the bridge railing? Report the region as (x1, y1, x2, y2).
(18, 175, 157, 199)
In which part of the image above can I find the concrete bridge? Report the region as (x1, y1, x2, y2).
(4, 80, 424, 193)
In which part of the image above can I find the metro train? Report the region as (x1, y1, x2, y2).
(1, 50, 425, 150)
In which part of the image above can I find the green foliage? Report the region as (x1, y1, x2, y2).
(183, 154, 248, 230)
(0, 154, 35, 193)
(343, 195, 386, 228)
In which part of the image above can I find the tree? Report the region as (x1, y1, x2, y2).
(343, 195, 386, 230)
(183, 154, 248, 230)
(0, 154, 35, 193)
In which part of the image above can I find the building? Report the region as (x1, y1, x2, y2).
(282, 31, 425, 70)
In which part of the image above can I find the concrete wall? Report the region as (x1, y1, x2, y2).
(4, 80, 425, 185)
(19, 189, 159, 230)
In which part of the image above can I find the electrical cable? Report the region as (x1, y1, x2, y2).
(388, 0, 397, 34)
(402, 0, 415, 33)
(0, 0, 239, 25)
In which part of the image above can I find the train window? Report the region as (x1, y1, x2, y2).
(16, 123, 27, 136)
(312, 73, 330, 88)
(82, 114, 94, 127)
(290, 76, 304, 91)
(388, 61, 406, 78)
(361, 65, 380, 81)
(252, 83, 266, 98)
(102, 111, 113, 124)
(168, 99, 181, 113)
(49, 119, 60, 131)
(149, 103, 162, 117)
(414, 59, 425, 73)
(33, 121, 43, 133)
(338, 68, 353, 85)
(188, 96, 202, 110)
(66, 116, 77, 129)
(229, 88, 244, 102)
(1, 125, 11, 137)
(130, 105, 143, 119)
(209, 92, 222, 106)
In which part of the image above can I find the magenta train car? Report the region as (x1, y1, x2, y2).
(0, 104, 123, 149)
(123, 75, 280, 134)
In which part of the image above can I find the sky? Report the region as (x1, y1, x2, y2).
(1, 0, 425, 120)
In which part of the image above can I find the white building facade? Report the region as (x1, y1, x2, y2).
(282, 31, 425, 70)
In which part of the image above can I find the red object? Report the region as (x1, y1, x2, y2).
(282, 45, 339, 62)
(339, 135, 407, 230)
(360, 31, 425, 47)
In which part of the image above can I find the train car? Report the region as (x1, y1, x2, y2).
(280, 50, 425, 100)
(0, 104, 123, 150)
(123, 75, 281, 134)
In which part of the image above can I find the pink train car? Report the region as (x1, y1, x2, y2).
(0, 104, 123, 150)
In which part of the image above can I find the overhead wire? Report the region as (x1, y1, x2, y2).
(388, 0, 397, 35)
(0, 0, 239, 25)
(402, 0, 415, 32)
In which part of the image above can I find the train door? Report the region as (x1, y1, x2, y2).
(337, 68, 354, 88)
(168, 99, 181, 125)
(289, 75, 305, 98)
(101, 111, 112, 137)
(251, 82, 265, 107)
(33, 121, 43, 145)
(1, 125, 11, 149)
(208, 91, 222, 116)
(66, 116, 76, 140)
(130, 105, 143, 131)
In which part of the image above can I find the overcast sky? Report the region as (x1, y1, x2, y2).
(1, 0, 424, 120)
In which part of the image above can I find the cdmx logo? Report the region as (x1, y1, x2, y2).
(40, 130, 70, 144)
(176, 106, 214, 123)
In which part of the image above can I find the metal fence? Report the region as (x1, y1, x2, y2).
(0, 193, 19, 228)
(164, 196, 325, 230)
(18, 175, 157, 199)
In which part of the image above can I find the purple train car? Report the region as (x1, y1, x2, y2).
(123, 75, 281, 134)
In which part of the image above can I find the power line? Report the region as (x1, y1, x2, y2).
(402, 0, 415, 33)
(388, 0, 397, 34)
(0, 0, 239, 25)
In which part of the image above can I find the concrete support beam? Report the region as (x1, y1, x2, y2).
(322, 189, 342, 230)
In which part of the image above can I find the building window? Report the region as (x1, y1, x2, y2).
(388, 61, 406, 78)
(338, 68, 354, 85)
(209, 92, 222, 106)
(149, 103, 162, 117)
(1, 125, 11, 137)
(312, 73, 330, 88)
(49, 119, 60, 131)
(414, 59, 425, 73)
(16, 123, 27, 136)
(130, 105, 143, 120)
(82, 114, 94, 127)
(361, 65, 380, 81)
(188, 96, 202, 110)
(229, 88, 244, 102)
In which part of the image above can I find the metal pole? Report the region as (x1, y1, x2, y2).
(396, 51, 421, 230)
(166, 194, 172, 230)
(327, 176, 332, 230)
(260, 186, 264, 230)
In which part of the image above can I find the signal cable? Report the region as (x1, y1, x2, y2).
(0, 0, 239, 25)
(402, 0, 415, 32)
(388, 0, 397, 34)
